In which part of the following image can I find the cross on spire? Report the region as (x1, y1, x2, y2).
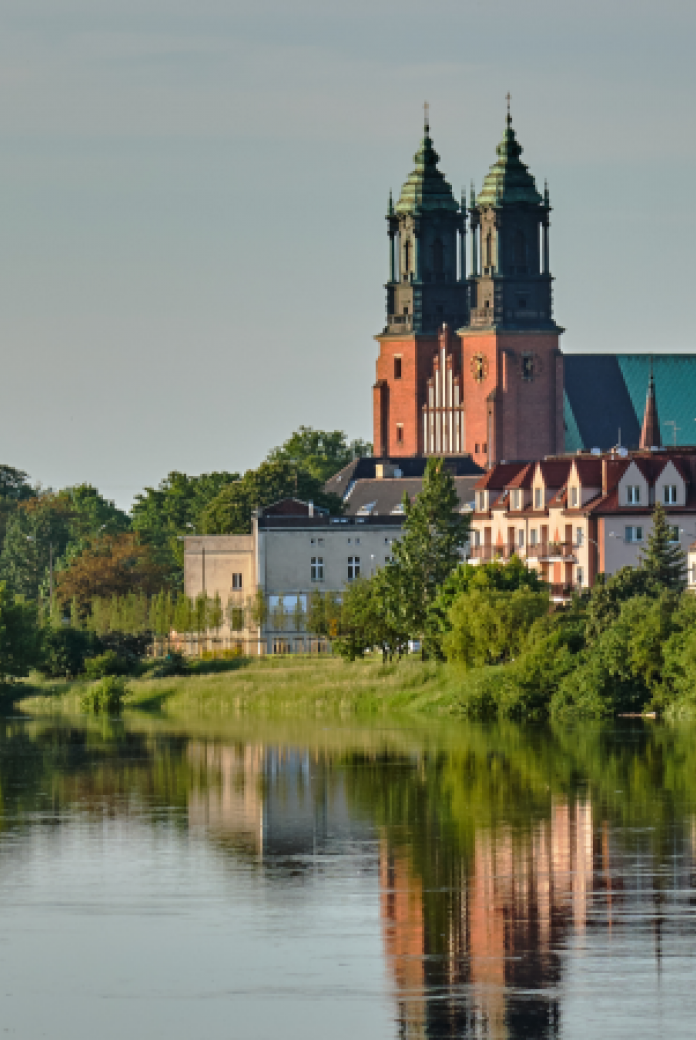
(506, 92, 512, 126)
(424, 101, 430, 132)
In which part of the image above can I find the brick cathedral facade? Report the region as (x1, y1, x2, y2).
(373, 108, 564, 468)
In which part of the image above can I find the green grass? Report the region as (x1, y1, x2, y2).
(16, 655, 469, 720)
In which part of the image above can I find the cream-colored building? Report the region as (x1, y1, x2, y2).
(182, 498, 404, 654)
(471, 448, 696, 601)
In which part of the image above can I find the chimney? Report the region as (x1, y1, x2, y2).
(639, 362, 661, 450)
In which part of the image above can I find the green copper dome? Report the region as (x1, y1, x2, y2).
(476, 113, 542, 208)
(394, 124, 459, 216)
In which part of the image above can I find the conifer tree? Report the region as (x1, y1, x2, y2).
(640, 502, 687, 590)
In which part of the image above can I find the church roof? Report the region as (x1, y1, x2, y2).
(476, 112, 543, 209)
(639, 367, 661, 449)
(564, 354, 696, 452)
(394, 120, 460, 217)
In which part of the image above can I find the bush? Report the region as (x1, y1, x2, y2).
(39, 625, 100, 679)
(151, 650, 189, 678)
(80, 675, 129, 715)
(83, 650, 131, 680)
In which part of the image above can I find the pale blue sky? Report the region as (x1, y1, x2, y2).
(1, 0, 695, 507)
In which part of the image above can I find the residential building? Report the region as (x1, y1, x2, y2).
(470, 445, 696, 601)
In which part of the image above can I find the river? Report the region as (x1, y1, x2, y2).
(0, 713, 694, 1038)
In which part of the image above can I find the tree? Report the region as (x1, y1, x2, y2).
(640, 502, 687, 590)
(0, 583, 40, 683)
(131, 470, 240, 580)
(443, 586, 549, 667)
(0, 465, 36, 550)
(199, 459, 342, 535)
(266, 426, 372, 482)
(391, 458, 469, 647)
(55, 533, 168, 614)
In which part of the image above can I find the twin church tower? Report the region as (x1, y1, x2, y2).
(373, 105, 563, 467)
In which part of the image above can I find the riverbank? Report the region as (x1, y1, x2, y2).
(16, 655, 467, 719)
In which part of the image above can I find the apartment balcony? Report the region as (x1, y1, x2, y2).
(549, 583, 574, 603)
(527, 541, 577, 562)
(387, 313, 414, 333)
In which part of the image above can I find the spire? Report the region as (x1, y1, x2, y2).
(394, 110, 459, 217)
(387, 189, 394, 217)
(639, 359, 661, 449)
(476, 99, 543, 208)
(469, 181, 476, 210)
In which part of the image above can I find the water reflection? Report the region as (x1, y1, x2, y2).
(0, 716, 695, 1039)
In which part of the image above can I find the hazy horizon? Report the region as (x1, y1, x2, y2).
(2, 0, 695, 510)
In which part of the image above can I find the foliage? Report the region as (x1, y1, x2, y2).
(0, 464, 36, 551)
(443, 586, 549, 667)
(80, 676, 129, 715)
(56, 533, 168, 614)
(0, 583, 41, 683)
(391, 458, 469, 649)
(83, 650, 131, 680)
(265, 426, 371, 482)
(151, 651, 189, 678)
(131, 470, 240, 581)
(199, 459, 342, 535)
(639, 501, 687, 589)
(38, 624, 100, 679)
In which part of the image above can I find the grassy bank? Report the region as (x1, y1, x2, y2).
(16, 655, 469, 719)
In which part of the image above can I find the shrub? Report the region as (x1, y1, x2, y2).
(39, 625, 100, 679)
(80, 675, 129, 715)
(83, 650, 130, 680)
(151, 650, 189, 678)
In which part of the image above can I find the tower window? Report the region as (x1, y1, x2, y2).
(403, 239, 411, 274)
(482, 442, 487, 454)
(394, 357, 402, 379)
(396, 425, 404, 443)
(485, 231, 492, 268)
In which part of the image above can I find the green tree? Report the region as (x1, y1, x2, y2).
(266, 426, 371, 482)
(0, 465, 36, 550)
(391, 458, 469, 647)
(443, 586, 549, 667)
(0, 583, 40, 683)
(199, 459, 342, 535)
(131, 471, 240, 580)
(640, 501, 687, 589)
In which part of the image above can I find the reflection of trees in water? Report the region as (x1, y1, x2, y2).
(3, 717, 696, 1038)
(349, 723, 696, 1040)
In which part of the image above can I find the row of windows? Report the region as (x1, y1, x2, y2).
(310, 537, 395, 546)
(472, 525, 681, 549)
(482, 483, 680, 515)
(627, 485, 678, 505)
(310, 556, 392, 582)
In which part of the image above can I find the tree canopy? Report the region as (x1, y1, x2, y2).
(266, 426, 371, 483)
(56, 533, 168, 614)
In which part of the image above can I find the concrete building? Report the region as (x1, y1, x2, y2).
(182, 498, 404, 654)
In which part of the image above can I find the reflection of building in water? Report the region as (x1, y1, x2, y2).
(187, 742, 371, 864)
(380, 798, 594, 1040)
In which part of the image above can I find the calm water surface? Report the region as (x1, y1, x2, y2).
(0, 714, 695, 1039)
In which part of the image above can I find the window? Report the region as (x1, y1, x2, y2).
(625, 526, 643, 543)
(384, 537, 391, 544)
(518, 529, 525, 548)
(311, 557, 324, 582)
(482, 442, 488, 454)
(669, 526, 680, 543)
(394, 357, 402, 380)
(475, 443, 480, 454)
(627, 485, 640, 504)
(485, 231, 492, 268)
(576, 566, 584, 587)
(403, 239, 411, 274)
(354, 537, 360, 545)
(232, 573, 243, 590)
(348, 556, 360, 580)
(570, 487, 578, 507)
(396, 425, 404, 444)
(664, 485, 677, 504)
(534, 489, 542, 509)
(478, 492, 486, 512)
(472, 530, 481, 548)
(512, 490, 520, 509)
(576, 527, 583, 547)
(385, 555, 392, 564)
(530, 529, 538, 547)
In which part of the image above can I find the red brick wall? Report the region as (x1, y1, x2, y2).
(459, 330, 562, 465)
(373, 333, 442, 456)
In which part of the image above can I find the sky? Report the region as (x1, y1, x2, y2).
(2, 0, 696, 509)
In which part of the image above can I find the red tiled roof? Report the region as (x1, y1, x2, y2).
(505, 463, 534, 489)
(473, 463, 527, 491)
(535, 459, 573, 487)
(571, 457, 602, 484)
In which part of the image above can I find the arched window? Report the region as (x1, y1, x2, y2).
(433, 238, 444, 275)
(403, 239, 411, 276)
(514, 229, 526, 266)
(485, 231, 492, 268)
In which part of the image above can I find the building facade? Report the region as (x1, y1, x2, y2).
(470, 447, 696, 601)
(182, 499, 404, 654)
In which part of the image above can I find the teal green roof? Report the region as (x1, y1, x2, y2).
(476, 113, 543, 208)
(618, 355, 696, 448)
(563, 354, 696, 451)
(563, 391, 584, 453)
(395, 124, 459, 217)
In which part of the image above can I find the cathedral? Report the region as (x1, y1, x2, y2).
(373, 107, 696, 466)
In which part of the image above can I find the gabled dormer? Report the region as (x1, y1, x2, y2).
(567, 458, 602, 509)
(618, 460, 650, 507)
(655, 459, 688, 507)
